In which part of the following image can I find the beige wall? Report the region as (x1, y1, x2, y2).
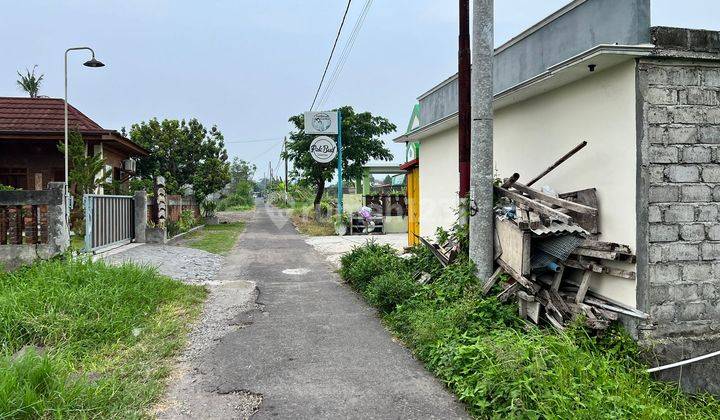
(417, 60, 638, 305)
(418, 126, 460, 237)
(494, 60, 637, 305)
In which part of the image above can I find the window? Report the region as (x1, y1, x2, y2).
(0, 168, 28, 189)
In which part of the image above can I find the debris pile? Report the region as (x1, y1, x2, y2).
(486, 142, 648, 330)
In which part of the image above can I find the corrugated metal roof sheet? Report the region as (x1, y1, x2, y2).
(530, 221, 589, 237)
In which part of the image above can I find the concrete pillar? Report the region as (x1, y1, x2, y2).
(362, 169, 371, 196)
(133, 190, 147, 243)
(46, 182, 69, 254)
(146, 176, 167, 244)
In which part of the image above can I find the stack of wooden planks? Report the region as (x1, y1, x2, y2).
(486, 255, 648, 331)
(491, 169, 646, 330)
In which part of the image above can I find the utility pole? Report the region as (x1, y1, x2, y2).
(284, 136, 288, 200)
(458, 0, 471, 200)
(470, 0, 494, 279)
(269, 161, 273, 190)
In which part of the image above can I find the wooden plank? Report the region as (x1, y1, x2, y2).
(528, 211, 542, 230)
(550, 264, 565, 291)
(500, 173, 520, 189)
(521, 233, 532, 277)
(495, 217, 529, 276)
(564, 258, 636, 280)
(526, 141, 588, 187)
(496, 258, 538, 292)
(483, 267, 504, 295)
(549, 289, 571, 315)
(516, 208, 529, 230)
(494, 187, 572, 224)
(572, 247, 636, 263)
(493, 228, 503, 260)
(558, 188, 600, 234)
(512, 182, 598, 215)
(545, 313, 565, 331)
(416, 235, 449, 267)
(572, 248, 618, 260)
(580, 239, 632, 254)
(497, 282, 520, 302)
(575, 270, 593, 303)
(583, 297, 650, 319)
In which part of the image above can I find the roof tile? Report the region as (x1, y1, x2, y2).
(0, 97, 105, 133)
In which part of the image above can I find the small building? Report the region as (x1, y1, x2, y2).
(393, 0, 720, 394)
(0, 97, 148, 191)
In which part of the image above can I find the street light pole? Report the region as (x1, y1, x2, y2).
(64, 47, 105, 224)
(470, 0, 494, 279)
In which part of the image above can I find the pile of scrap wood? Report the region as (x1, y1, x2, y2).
(487, 142, 648, 330)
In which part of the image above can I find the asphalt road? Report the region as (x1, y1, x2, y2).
(171, 202, 468, 419)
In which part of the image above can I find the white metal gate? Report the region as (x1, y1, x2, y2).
(84, 194, 135, 252)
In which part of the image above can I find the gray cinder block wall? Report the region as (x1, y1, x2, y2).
(637, 27, 720, 393)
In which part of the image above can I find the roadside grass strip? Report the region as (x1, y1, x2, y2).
(339, 241, 720, 419)
(0, 258, 206, 418)
(184, 222, 246, 255)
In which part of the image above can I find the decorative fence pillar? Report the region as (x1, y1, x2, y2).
(156, 176, 167, 228)
(146, 176, 167, 244)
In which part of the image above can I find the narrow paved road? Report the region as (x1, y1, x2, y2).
(169, 203, 468, 419)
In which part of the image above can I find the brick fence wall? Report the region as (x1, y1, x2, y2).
(638, 54, 720, 392)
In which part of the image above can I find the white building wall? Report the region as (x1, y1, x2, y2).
(495, 60, 637, 305)
(417, 60, 638, 305)
(418, 127, 459, 237)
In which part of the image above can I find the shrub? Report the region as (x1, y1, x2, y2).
(217, 180, 254, 211)
(167, 210, 198, 237)
(340, 231, 720, 419)
(364, 271, 416, 313)
(339, 242, 403, 292)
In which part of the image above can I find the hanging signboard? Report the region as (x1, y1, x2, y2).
(304, 111, 339, 135)
(309, 136, 338, 163)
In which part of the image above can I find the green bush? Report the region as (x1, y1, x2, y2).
(339, 242, 402, 292)
(340, 235, 720, 419)
(364, 271, 416, 313)
(217, 180, 254, 211)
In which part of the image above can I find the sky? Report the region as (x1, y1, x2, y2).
(2, 0, 719, 180)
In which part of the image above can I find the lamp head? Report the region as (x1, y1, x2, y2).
(83, 58, 105, 68)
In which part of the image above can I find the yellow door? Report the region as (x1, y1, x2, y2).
(407, 167, 420, 246)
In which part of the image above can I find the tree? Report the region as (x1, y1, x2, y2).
(228, 157, 256, 186)
(129, 118, 230, 202)
(16, 65, 44, 98)
(57, 131, 109, 232)
(284, 106, 395, 209)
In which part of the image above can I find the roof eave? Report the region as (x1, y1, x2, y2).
(396, 44, 654, 144)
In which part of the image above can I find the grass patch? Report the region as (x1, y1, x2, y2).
(340, 241, 720, 418)
(289, 204, 335, 236)
(183, 222, 245, 255)
(69, 234, 85, 251)
(0, 258, 206, 417)
(290, 215, 335, 236)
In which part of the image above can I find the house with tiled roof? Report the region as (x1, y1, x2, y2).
(0, 97, 147, 191)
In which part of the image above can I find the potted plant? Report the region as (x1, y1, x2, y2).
(332, 212, 350, 236)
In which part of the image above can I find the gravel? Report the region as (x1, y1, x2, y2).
(103, 244, 223, 285)
(101, 223, 261, 419)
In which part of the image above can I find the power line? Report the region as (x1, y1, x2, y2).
(310, 0, 353, 111)
(318, 0, 373, 109)
(246, 139, 284, 162)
